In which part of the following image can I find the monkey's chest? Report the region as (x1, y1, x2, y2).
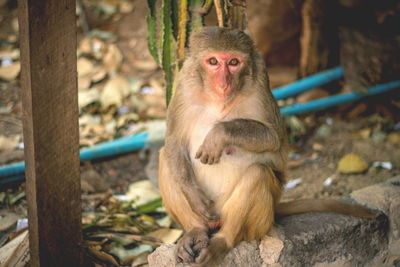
(189, 115, 260, 206)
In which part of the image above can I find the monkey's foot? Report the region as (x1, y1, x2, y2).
(176, 228, 211, 265)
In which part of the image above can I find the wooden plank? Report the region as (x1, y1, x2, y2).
(18, 0, 84, 266)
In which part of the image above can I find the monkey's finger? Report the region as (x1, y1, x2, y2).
(195, 149, 203, 159)
(195, 248, 211, 264)
(208, 156, 215, 165)
(182, 240, 196, 259)
(200, 155, 209, 164)
(177, 247, 194, 263)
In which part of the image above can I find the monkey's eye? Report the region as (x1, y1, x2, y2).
(228, 58, 239, 66)
(208, 57, 218, 65)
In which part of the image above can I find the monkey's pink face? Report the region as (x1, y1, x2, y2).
(202, 52, 244, 98)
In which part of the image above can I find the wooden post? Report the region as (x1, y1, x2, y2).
(18, 0, 84, 266)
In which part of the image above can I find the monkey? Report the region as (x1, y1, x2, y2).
(158, 27, 375, 266)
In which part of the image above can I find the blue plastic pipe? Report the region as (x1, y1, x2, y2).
(0, 132, 148, 181)
(272, 66, 343, 100)
(281, 80, 400, 115)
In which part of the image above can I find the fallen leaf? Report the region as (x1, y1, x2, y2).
(100, 75, 130, 108)
(0, 135, 19, 152)
(338, 153, 368, 174)
(349, 128, 371, 139)
(78, 89, 100, 110)
(0, 62, 20, 81)
(312, 143, 323, 151)
(0, 230, 29, 267)
(78, 76, 92, 91)
(0, 49, 19, 61)
(88, 246, 120, 266)
(125, 180, 160, 207)
(77, 57, 94, 77)
(91, 67, 107, 83)
(387, 132, 400, 145)
(0, 212, 20, 231)
(119, 0, 135, 13)
(146, 228, 183, 244)
(104, 44, 123, 74)
(129, 252, 149, 267)
(117, 113, 139, 128)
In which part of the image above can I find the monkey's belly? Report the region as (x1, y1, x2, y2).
(191, 148, 266, 211)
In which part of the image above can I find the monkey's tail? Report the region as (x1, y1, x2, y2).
(275, 199, 376, 219)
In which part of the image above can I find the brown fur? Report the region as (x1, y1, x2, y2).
(159, 27, 374, 266)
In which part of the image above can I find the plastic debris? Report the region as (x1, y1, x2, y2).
(284, 178, 302, 190)
(372, 161, 393, 170)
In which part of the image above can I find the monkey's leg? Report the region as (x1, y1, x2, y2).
(158, 148, 211, 264)
(205, 163, 282, 266)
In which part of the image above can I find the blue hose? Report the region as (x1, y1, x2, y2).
(280, 80, 400, 115)
(0, 132, 148, 182)
(272, 66, 343, 100)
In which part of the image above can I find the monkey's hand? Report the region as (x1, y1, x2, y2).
(195, 127, 227, 165)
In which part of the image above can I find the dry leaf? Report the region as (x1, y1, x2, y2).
(132, 59, 158, 72)
(0, 135, 19, 152)
(77, 57, 94, 77)
(0, 230, 29, 267)
(312, 143, 323, 151)
(78, 89, 100, 110)
(0, 49, 19, 61)
(338, 153, 368, 174)
(104, 44, 123, 74)
(120, 0, 134, 13)
(0, 212, 20, 231)
(130, 252, 149, 267)
(88, 247, 120, 266)
(0, 62, 20, 81)
(146, 228, 183, 244)
(117, 113, 139, 128)
(78, 76, 92, 91)
(387, 132, 400, 145)
(91, 67, 108, 83)
(125, 180, 160, 207)
(101, 75, 130, 108)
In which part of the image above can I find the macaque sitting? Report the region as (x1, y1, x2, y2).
(158, 27, 374, 266)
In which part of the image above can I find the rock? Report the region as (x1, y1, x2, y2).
(351, 177, 400, 214)
(81, 169, 109, 192)
(147, 244, 176, 267)
(259, 234, 284, 264)
(390, 196, 400, 240)
(277, 212, 388, 267)
(338, 153, 368, 174)
(148, 177, 400, 266)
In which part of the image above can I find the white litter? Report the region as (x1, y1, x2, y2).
(284, 178, 302, 190)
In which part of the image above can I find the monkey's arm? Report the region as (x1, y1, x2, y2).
(195, 119, 280, 164)
(164, 137, 217, 223)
